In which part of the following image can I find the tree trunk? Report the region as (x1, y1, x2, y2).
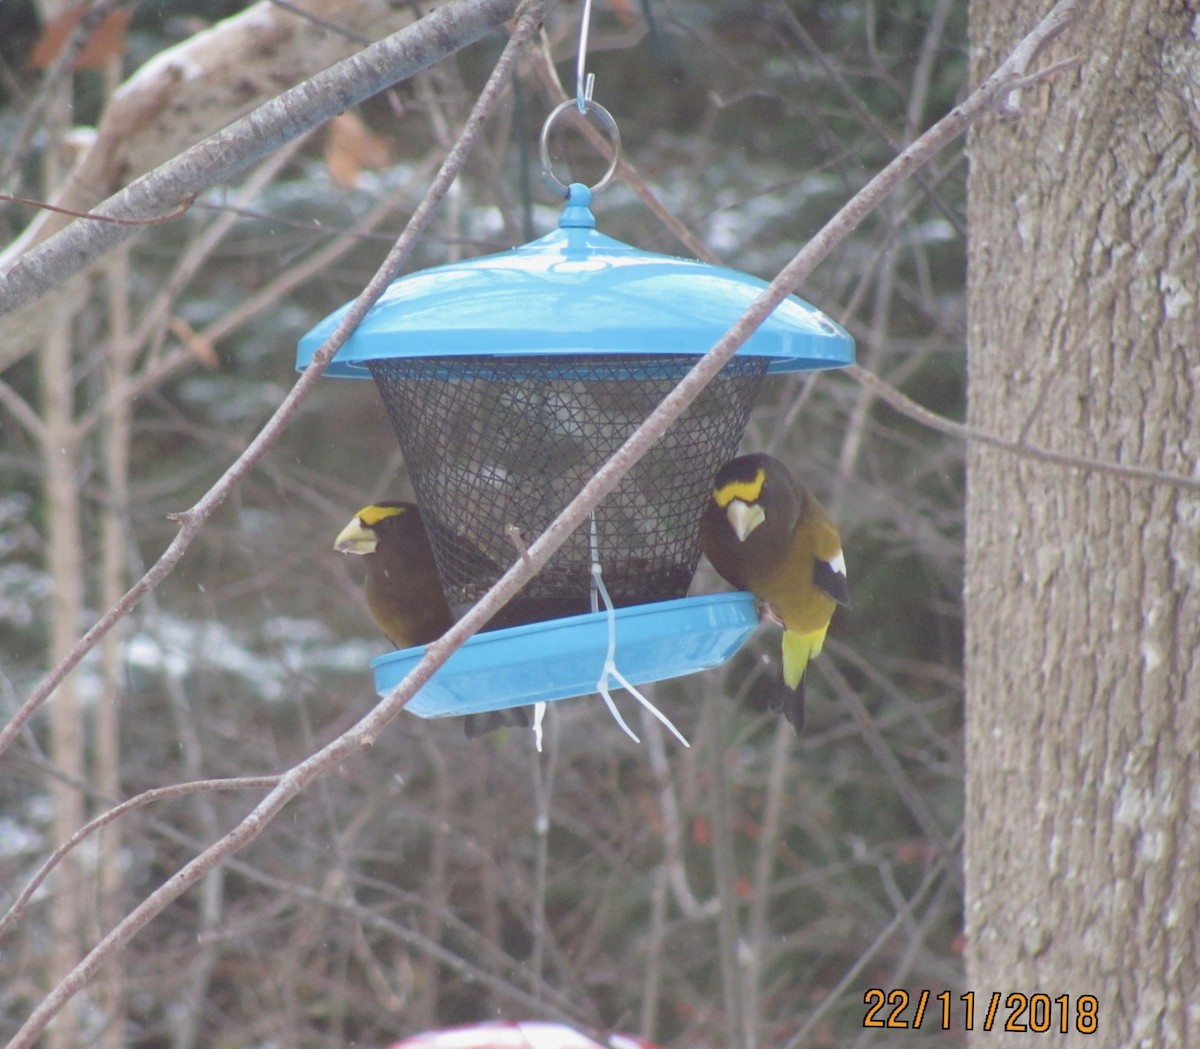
(965, 3, 1200, 1047)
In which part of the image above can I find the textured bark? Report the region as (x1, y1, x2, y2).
(965, 3, 1200, 1047)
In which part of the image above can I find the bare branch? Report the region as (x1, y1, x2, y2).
(0, 0, 522, 318)
(782, 827, 965, 1049)
(0, 378, 46, 443)
(823, 657, 960, 886)
(0, 191, 195, 226)
(0, 776, 280, 941)
(994, 2, 1083, 115)
(847, 363, 1200, 493)
(0, 0, 126, 187)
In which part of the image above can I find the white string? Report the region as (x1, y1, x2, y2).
(589, 515, 690, 748)
(533, 701, 547, 752)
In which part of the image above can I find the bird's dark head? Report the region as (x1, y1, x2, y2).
(710, 454, 799, 542)
(334, 502, 422, 556)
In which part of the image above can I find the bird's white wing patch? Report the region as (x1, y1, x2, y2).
(826, 550, 846, 579)
(813, 548, 850, 606)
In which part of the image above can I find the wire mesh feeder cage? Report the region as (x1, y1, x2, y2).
(297, 185, 854, 719)
(368, 352, 765, 625)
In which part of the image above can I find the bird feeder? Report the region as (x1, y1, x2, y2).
(297, 184, 853, 721)
(387, 1020, 663, 1049)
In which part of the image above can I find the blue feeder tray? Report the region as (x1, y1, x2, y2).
(373, 593, 759, 717)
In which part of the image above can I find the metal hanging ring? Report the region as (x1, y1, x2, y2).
(539, 97, 622, 197)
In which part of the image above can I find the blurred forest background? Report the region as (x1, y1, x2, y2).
(0, 1, 968, 1046)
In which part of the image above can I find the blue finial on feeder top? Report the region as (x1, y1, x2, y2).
(559, 183, 595, 228)
(299, 190, 853, 724)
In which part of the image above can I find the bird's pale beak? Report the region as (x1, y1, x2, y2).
(334, 518, 377, 555)
(726, 499, 765, 542)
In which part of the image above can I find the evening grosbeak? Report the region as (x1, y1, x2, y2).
(699, 454, 849, 731)
(334, 502, 526, 738)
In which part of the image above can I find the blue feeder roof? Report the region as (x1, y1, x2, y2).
(296, 185, 854, 378)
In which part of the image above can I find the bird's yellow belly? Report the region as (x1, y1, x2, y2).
(759, 572, 836, 636)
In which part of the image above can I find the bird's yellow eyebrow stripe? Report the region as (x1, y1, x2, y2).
(357, 505, 407, 527)
(713, 467, 766, 508)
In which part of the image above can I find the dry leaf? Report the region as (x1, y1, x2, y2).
(168, 316, 219, 371)
(29, 4, 133, 72)
(607, 0, 640, 27)
(324, 111, 391, 189)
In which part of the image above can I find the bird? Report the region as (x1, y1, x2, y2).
(334, 502, 527, 738)
(334, 502, 454, 650)
(699, 454, 849, 732)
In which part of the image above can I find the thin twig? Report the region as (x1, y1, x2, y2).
(8, 743, 584, 1020)
(773, 0, 966, 241)
(0, 377, 47, 443)
(705, 696, 750, 1049)
(0, 0, 126, 187)
(743, 718, 794, 1041)
(529, 711, 560, 1000)
(0, 192, 195, 225)
(268, 0, 373, 45)
(822, 657, 962, 889)
(0, 776, 279, 941)
(783, 827, 965, 1049)
(505, 524, 535, 567)
(73, 157, 434, 442)
(636, 712, 674, 1038)
(641, 709, 701, 917)
(846, 363, 1200, 492)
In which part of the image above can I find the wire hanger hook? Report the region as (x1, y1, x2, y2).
(576, 0, 596, 111)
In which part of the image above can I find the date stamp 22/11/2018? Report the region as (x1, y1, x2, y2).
(864, 989, 1099, 1034)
